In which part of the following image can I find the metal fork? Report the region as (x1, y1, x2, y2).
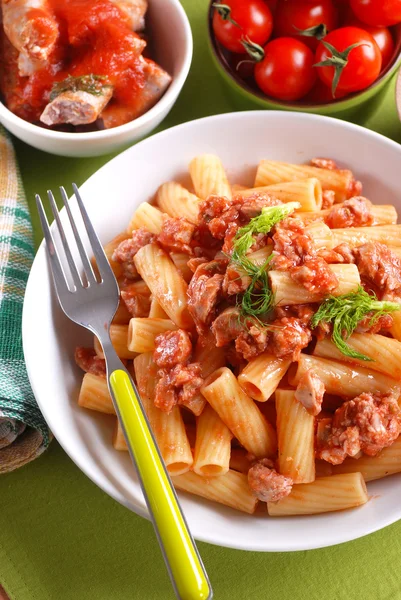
(36, 184, 212, 600)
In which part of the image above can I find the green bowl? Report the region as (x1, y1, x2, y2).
(207, 3, 401, 118)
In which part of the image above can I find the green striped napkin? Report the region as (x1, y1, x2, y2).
(0, 125, 50, 473)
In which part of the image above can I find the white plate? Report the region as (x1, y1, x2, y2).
(23, 111, 401, 552)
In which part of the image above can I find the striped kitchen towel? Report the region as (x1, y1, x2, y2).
(0, 125, 50, 473)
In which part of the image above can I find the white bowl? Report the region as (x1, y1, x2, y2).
(0, 0, 192, 157)
(23, 111, 401, 552)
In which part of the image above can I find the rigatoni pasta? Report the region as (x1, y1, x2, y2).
(76, 153, 401, 517)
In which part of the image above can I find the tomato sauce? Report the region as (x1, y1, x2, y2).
(1, 0, 146, 122)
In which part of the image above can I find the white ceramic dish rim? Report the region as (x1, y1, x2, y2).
(0, 0, 192, 142)
(23, 111, 401, 552)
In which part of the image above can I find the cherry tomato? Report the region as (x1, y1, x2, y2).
(350, 0, 401, 27)
(315, 27, 382, 94)
(212, 0, 273, 54)
(274, 0, 338, 50)
(254, 37, 317, 101)
(265, 0, 278, 13)
(304, 78, 350, 103)
(344, 14, 395, 68)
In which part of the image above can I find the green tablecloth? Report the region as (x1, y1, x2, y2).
(2, 2, 401, 599)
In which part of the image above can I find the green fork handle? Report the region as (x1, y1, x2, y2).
(107, 364, 212, 600)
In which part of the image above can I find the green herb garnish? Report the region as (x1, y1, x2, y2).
(311, 286, 400, 361)
(232, 202, 300, 259)
(232, 255, 274, 323)
(229, 203, 300, 321)
(50, 74, 107, 101)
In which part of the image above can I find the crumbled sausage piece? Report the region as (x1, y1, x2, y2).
(354, 242, 401, 296)
(267, 317, 312, 361)
(211, 307, 245, 347)
(311, 158, 338, 170)
(112, 228, 155, 278)
(153, 330, 192, 368)
(290, 257, 339, 294)
(235, 326, 269, 361)
(316, 392, 401, 464)
(158, 217, 196, 254)
(271, 218, 316, 270)
(120, 289, 150, 317)
(321, 190, 336, 209)
(222, 262, 251, 296)
(154, 363, 203, 413)
(295, 369, 325, 416)
(325, 197, 373, 229)
(236, 193, 282, 220)
(355, 313, 394, 334)
(75, 347, 106, 377)
(187, 260, 227, 332)
(248, 458, 293, 502)
(198, 195, 239, 240)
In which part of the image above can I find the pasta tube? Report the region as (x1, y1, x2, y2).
(134, 243, 193, 329)
(238, 354, 291, 402)
(270, 264, 360, 305)
(239, 178, 323, 211)
(186, 333, 226, 416)
(156, 182, 200, 224)
(332, 225, 401, 249)
(94, 324, 137, 359)
(148, 297, 169, 319)
(276, 389, 315, 484)
(193, 405, 232, 477)
(170, 252, 193, 283)
(268, 473, 368, 516)
(304, 222, 334, 249)
(201, 367, 277, 458)
(332, 437, 401, 481)
(189, 154, 232, 200)
(134, 353, 193, 475)
(173, 470, 258, 514)
(127, 318, 178, 353)
(289, 354, 401, 397)
(78, 373, 113, 414)
(127, 202, 164, 234)
(298, 204, 397, 226)
(254, 160, 354, 202)
(314, 334, 401, 379)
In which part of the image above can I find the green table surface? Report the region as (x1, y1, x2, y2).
(2, 2, 401, 599)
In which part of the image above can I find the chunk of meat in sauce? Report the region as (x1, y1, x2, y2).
(153, 329, 192, 369)
(235, 316, 312, 361)
(316, 392, 401, 464)
(295, 369, 325, 416)
(290, 257, 339, 294)
(188, 260, 227, 332)
(325, 197, 373, 229)
(120, 289, 150, 317)
(211, 307, 245, 347)
(355, 313, 394, 334)
(310, 158, 338, 170)
(112, 228, 155, 279)
(235, 326, 269, 361)
(271, 218, 316, 270)
(235, 192, 282, 220)
(75, 347, 106, 377)
(248, 458, 293, 502)
(354, 242, 401, 296)
(267, 317, 312, 361)
(154, 363, 203, 413)
(221, 222, 239, 254)
(321, 190, 335, 209)
(275, 304, 315, 326)
(158, 217, 196, 255)
(198, 195, 239, 240)
(222, 262, 251, 296)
